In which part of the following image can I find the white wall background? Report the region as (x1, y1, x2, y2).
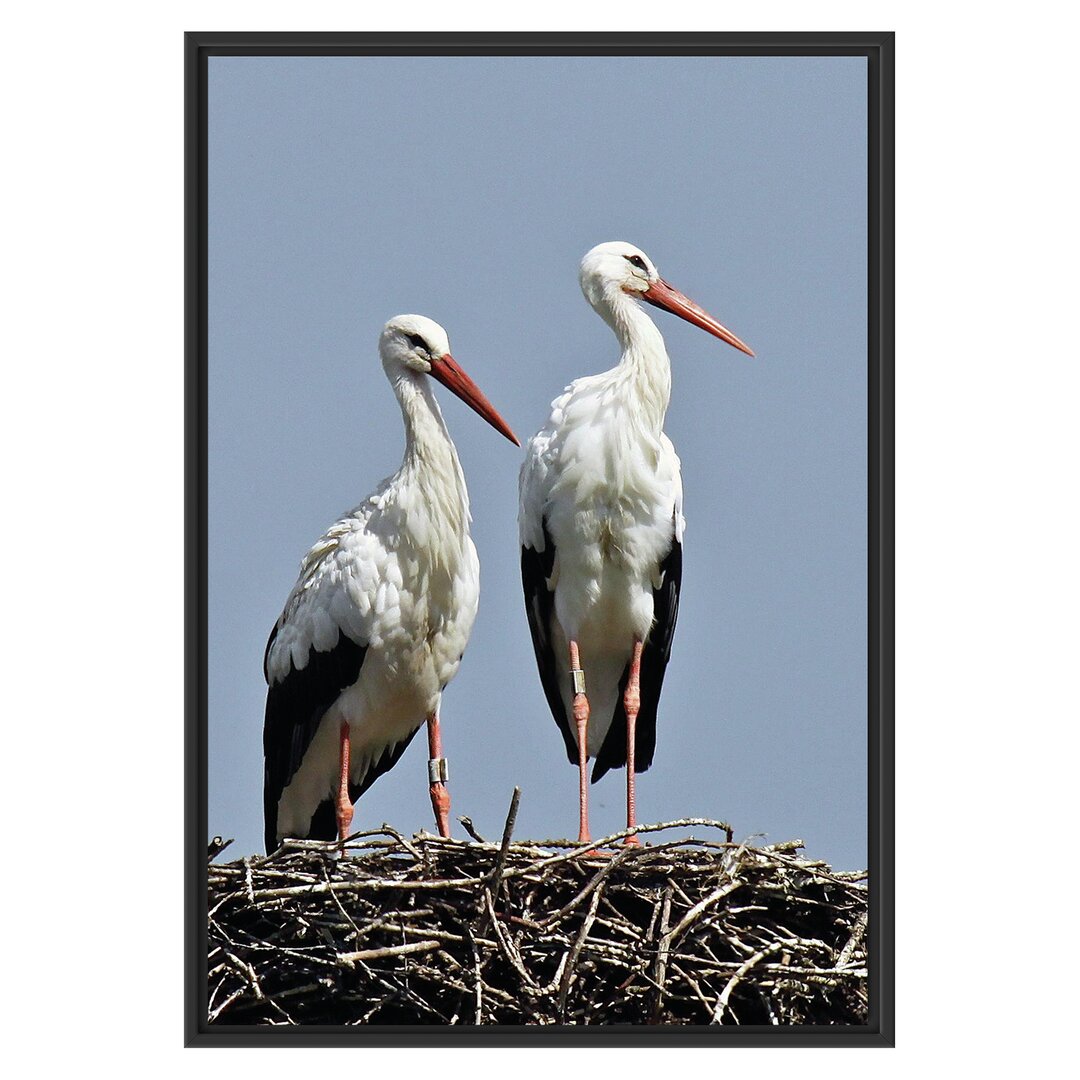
(3, 1, 1076, 1074)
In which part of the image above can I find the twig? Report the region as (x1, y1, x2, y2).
(713, 942, 785, 1023)
(208, 836, 234, 860)
(337, 940, 442, 966)
(557, 880, 605, 1022)
(651, 883, 675, 1021)
(458, 816, 486, 843)
(837, 911, 868, 968)
(486, 787, 521, 894)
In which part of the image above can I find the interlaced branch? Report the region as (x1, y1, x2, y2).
(207, 806, 867, 1026)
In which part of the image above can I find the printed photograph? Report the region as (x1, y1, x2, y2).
(198, 45, 881, 1032)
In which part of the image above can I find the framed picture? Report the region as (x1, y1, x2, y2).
(187, 31, 893, 1045)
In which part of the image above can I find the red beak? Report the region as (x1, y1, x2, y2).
(642, 278, 755, 357)
(429, 353, 520, 446)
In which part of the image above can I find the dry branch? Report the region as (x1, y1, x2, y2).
(207, 815, 867, 1026)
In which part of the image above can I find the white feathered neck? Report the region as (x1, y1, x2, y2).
(590, 286, 672, 435)
(388, 369, 471, 550)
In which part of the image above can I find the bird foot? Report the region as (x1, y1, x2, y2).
(580, 846, 611, 859)
(575, 828, 605, 857)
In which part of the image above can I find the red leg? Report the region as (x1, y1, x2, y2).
(569, 640, 591, 845)
(426, 711, 451, 838)
(336, 720, 354, 844)
(623, 640, 644, 847)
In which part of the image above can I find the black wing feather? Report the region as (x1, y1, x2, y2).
(262, 624, 367, 851)
(521, 520, 579, 765)
(592, 524, 682, 783)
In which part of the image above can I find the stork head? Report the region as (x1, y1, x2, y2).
(380, 315, 519, 445)
(579, 241, 754, 357)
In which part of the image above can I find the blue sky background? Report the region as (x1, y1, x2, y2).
(207, 55, 868, 868)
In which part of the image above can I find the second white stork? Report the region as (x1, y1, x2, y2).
(519, 242, 753, 845)
(263, 314, 518, 852)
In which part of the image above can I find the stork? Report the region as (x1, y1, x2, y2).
(263, 314, 518, 852)
(519, 242, 753, 845)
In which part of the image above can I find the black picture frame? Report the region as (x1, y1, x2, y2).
(186, 30, 894, 1047)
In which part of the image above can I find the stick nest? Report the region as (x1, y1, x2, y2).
(208, 804, 867, 1027)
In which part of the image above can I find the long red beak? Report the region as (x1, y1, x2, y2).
(430, 353, 520, 446)
(642, 278, 755, 357)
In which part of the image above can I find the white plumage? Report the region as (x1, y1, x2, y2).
(263, 314, 518, 851)
(519, 242, 753, 844)
(519, 364, 685, 753)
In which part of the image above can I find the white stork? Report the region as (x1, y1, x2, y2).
(263, 314, 518, 852)
(519, 242, 753, 845)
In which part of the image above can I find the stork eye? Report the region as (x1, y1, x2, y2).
(624, 254, 648, 272)
(406, 333, 428, 351)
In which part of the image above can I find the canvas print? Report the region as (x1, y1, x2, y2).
(196, 42, 886, 1037)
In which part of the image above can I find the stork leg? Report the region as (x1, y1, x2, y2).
(623, 640, 644, 847)
(569, 640, 592, 845)
(336, 720, 354, 844)
(426, 711, 451, 839)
